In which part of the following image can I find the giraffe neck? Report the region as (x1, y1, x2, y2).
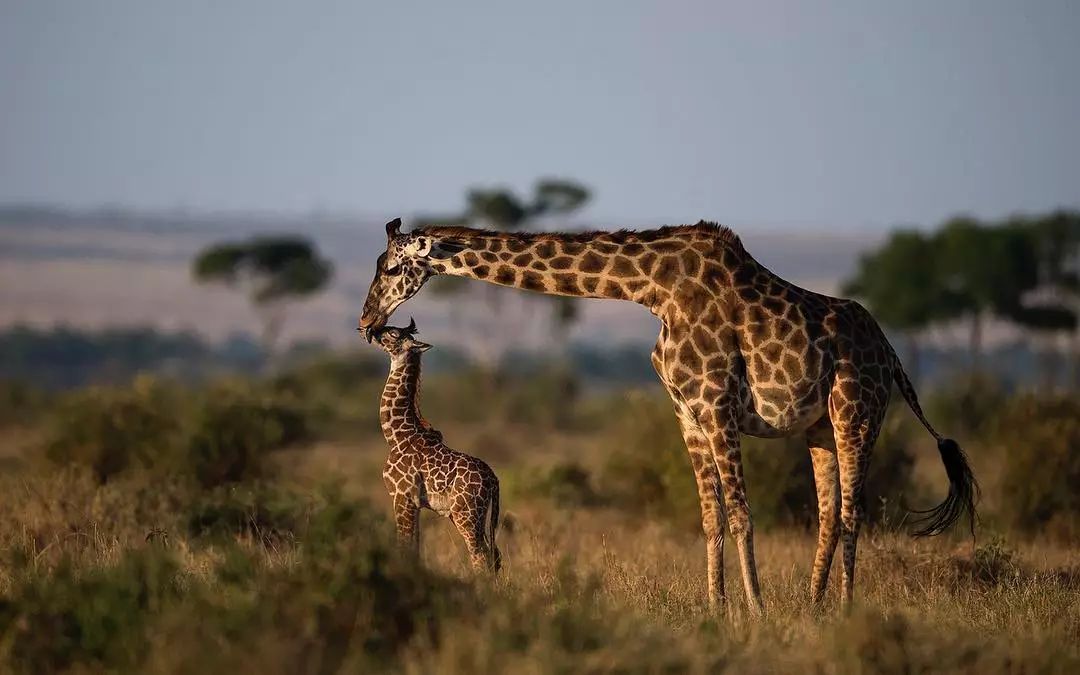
(424, 226, 738, 314)
(379, 351, 428, 444)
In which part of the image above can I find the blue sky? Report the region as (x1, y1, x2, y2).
(2, 1, 1078, 229)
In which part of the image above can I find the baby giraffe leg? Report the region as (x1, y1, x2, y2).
(486, 489, 502, 573)
(392, 493, 420, 556)
(450, 506, 490, 572)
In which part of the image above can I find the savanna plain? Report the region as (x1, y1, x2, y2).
(0, 353, 1077, 674)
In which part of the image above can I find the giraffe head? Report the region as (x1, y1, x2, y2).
(358, 218, 466, 337)
(367, 318, 432, 357)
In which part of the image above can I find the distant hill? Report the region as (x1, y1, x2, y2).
(0, 205, 887, 355)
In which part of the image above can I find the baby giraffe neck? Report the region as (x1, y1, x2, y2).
(380, 351, 425, 441)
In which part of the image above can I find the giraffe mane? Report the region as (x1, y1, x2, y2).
(415, 221, 745, 253)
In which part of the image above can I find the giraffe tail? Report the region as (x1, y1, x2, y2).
(891, 356, 980, 538)
(487, 482, 502, 573)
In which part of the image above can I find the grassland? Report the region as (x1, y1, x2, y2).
(0, 358, 1077, 673)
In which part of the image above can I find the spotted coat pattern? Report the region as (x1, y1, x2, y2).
(359, 219, 975, 612)
(372, 325, 501, 573)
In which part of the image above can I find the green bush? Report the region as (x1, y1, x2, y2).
(0, 380, 50, 428)
(997, 394, 1080, 538)
(597, 391, 822, 531)
(597, 392, 919, 531)
(187, 483, 311, 543)
(185, 385, 311, 487)
(0, 493, 454, 673)
(526, 461, 605, 508)
(0, 549, 182, 673)
(926, 372, 1009, 438)
(418, 367, 586, 430)
(43, 378, 181, 482)
(863, 408, 918, 527)
(269, 351, 384, 433)
(599, 392, 699, 529)
(741, 435, 816, 529)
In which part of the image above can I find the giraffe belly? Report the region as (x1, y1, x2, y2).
(738, 374, 827, 438)
(419, 485, 454, 516)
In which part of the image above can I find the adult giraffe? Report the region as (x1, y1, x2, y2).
(358, 218, 977, 614)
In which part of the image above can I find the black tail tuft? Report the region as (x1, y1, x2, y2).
(910, 438, 980, 538)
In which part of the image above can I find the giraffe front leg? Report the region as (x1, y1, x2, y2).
(393, 493, 420, 556)
(671, 402, 726, 611)
(807, 419, 841, 606)
(697, 402, 764, 618)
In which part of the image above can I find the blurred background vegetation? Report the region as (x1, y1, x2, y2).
(2, 190, 1079, 671)
(4, 1, 1079, 669)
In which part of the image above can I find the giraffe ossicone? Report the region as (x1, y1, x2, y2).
(368, 321, 502, 573)
(359, 219, 978, 613)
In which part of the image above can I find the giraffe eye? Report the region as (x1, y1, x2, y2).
(384, 263, 401, 275)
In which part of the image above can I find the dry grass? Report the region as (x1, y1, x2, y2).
(1, 376, 1078, 673)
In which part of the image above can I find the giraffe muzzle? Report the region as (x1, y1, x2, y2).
(358, 312, 388, 342)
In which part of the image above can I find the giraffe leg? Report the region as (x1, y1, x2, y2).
(393, 493, 420, 557)
(486, 486, 502, 573)
(450, 505, 489, 572)
(807, 418, 841, 606)
(671, 402, 726, 611)
(697, 403, 764, 617)
(831, 403, 885, 610)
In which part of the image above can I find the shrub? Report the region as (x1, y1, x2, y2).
(997, 394, 1080, 538)
(741, 435, 816, 529)
(598, 392, 920, 531)
(269, 352, 384, 433)
(863, 408, 918, 527)
(526, 461, 605, 508)
(157, 495, 470, 673)
(185, 385, 310, 487)
(599, 392, 699, 528)
(970, 537, 1022, 586)
(42, 378, 180, 482)
(0, 380, 50, 428)
(419, 367, 587, 431)
(926, 372, 1009, 438)
(0, 549, 182, 673)
(187, 483, 311, 543)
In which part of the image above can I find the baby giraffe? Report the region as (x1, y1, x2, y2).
(367, 319, 501, 572)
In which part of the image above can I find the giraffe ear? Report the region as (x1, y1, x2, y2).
(404, 237, 432, 257)
(429, 238, 467, 260)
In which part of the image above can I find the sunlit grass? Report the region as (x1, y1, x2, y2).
(1, 364, 1078, 673)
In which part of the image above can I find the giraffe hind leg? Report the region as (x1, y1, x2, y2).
(486, 487, 502, 573)
(830, 390, 886, 610)
(450, 504, 491, 573)
(807, 418, 841, 606)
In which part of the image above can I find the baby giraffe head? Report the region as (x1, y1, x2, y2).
(366, 318, 432, 358)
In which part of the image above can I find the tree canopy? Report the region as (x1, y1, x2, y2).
(192, 235, 333, 353)
(843, 210, 1079, 374)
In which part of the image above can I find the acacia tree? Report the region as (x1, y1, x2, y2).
(1010, 211, 1080, 387)
(848, 212, 1079, 385)
(193, 236, 333, 356)
(933, 216, 1044, 366)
